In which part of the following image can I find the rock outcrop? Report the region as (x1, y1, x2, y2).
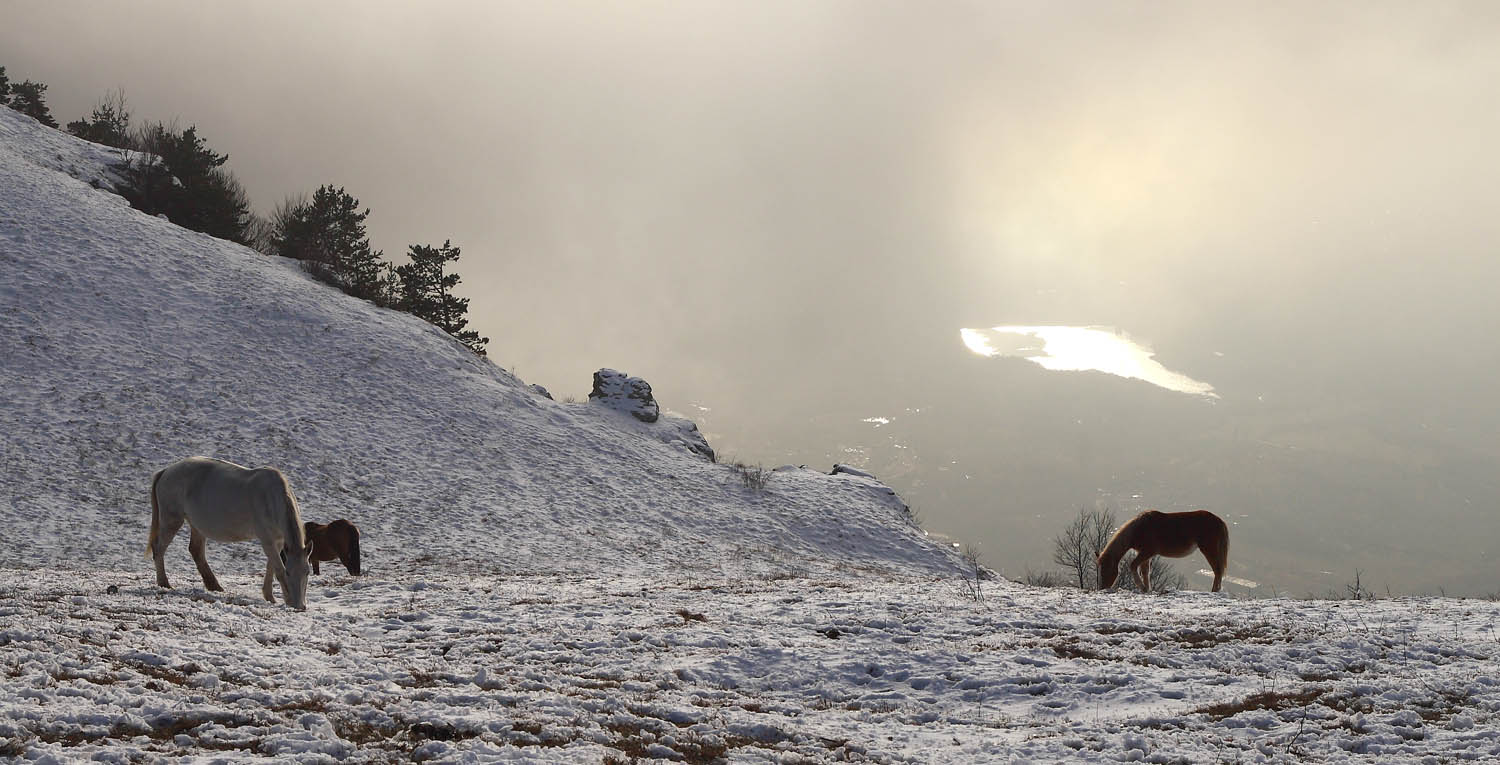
(589, 368, 660, 423)
(587, 368, 714, 462)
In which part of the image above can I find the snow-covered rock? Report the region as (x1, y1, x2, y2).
(831, 463, 877, 479)
(588, 367, 660, 423)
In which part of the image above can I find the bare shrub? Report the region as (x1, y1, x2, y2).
(1052, 505, 1117, 589)
(243, 211, 277, 255)
(958, 545, 987, 602)
(1024, 568, 1064, 588)
(904, 504, 925, 527)
(731, 462, 771, 495)
(1343, 570, 1376, 601)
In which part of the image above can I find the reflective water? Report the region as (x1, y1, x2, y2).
(960, 326, 1216, 398)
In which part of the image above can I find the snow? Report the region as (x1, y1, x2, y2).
(3, 105, 1499, 762)
(3, 572, 1499, 762)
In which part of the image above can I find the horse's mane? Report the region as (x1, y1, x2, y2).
(278, 474, 306, 551)
(1099, 511, 1148, 563)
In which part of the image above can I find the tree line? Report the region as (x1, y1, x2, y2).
(2, 66, 487, 356)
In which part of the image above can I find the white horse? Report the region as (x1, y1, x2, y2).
(147, 456, 314, 610)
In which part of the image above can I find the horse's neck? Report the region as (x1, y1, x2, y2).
(273, 486, 304, 550)
(283, 509, 305, 550)
(1100, 521, 1138, 568)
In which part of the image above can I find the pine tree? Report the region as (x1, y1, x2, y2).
(67, 90, 132, 149)
(0, 67, 11, 106)
(8, 80, 58, 127)
(273, 186, 392, 305)
(120, 122, 250, 243)
(396, 240, 489, 355)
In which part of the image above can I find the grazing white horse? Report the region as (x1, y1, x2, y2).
(147, 456, 314, 610)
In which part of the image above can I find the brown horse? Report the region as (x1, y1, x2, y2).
(303, 519, 361, 576)
(1097, 510, 1230, 592)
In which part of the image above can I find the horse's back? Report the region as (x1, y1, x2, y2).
(156, 457, 297, 542)
(1138, 510, 1227, 552)
(1179, 510, 1228, 536)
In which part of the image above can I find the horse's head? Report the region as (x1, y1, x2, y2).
(280, 541, 315, 610)
(1097, 552, 1119, 590)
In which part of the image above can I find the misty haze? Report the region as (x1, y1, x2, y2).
(5, 3, 1498, 597)
(11, 3, 1500, 761)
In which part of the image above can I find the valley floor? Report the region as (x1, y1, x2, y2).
(2, 568, 1498, 763)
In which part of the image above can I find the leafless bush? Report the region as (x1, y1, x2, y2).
(1343, 570, 1376, 601)
(1024, 568, 1064, 588)
(243, 212, 277, 255)
(1053, 505, 1117, 589)
(731, 462, 771, 495)
(904, 504, 925, 528)
(958, 545, 987, 602)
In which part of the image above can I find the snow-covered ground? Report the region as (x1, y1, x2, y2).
(3, 104, 1499, 763)
(3, 570, 1499, 762)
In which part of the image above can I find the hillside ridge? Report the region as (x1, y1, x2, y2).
(0, 106, 960, 581)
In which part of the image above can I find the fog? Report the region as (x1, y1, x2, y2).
(7, 1, 1499, 594)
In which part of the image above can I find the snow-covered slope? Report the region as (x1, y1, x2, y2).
(0, 105, 957, 581)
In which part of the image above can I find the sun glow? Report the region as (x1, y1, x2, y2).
(960, 326, 1217, 398)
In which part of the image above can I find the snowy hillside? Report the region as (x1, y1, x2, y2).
(0, 104, 956, 581)
(4, 107, 1500, 764)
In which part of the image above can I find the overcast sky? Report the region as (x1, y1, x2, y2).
(8, 1, 1500, 591)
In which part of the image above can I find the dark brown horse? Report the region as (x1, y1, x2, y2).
(303, 519, 361, 576)
(1097, 510, 1229, 592)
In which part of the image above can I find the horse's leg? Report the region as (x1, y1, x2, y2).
(263, 565, 276, 602)
(1205, 544, 1226, 593)
(187, 526, 224, 592)
(312, 559, 321, 575)
(1128, 555, 1147, 591)
(153, 513, 185, 589)
(259, 539, 285, 603)
(256, 540, 280, 600)
(1135, 555, 1153, 593)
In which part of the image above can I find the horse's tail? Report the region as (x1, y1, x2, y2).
(1214, 514, 1231, 568)
(145, 469, 164, 560)
(348, 525, 360, 573)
